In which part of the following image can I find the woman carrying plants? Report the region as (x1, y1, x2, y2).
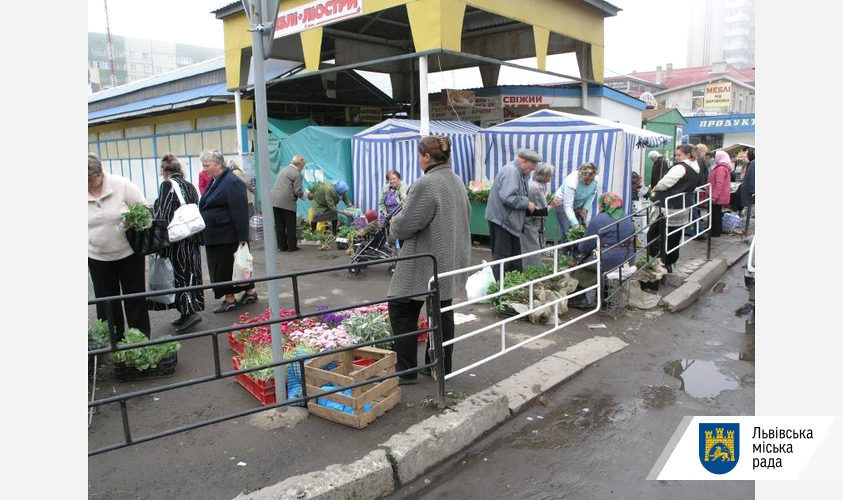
(198, 150, 259, 313)
(153, 154, 205, 333)
(552, 162, 600, 248)
(88, 152, 151, 341)
(388, 136, 471, 384)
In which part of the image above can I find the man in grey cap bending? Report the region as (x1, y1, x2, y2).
(485, 148, 540, 279)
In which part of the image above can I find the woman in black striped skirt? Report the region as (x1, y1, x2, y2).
(153, 154, 205, 333)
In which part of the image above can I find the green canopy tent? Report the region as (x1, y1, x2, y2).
(276, 126, 366, 219)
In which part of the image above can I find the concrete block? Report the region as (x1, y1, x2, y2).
(552, 336, 629, 367)
(234, 449, 394, 500)
(720, 244, 750, 267)
(662, 281, 702, 312)
(380, 391, 509, 484)
(685, 259, 728, 293)
(490, 356, 582, 413)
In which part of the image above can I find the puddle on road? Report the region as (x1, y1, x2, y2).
(663, 360, 739, 399)
(508, 394, 618, 450)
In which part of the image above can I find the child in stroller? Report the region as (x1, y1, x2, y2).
(348, 206, 401, 275)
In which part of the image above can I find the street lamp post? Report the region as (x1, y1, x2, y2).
(241, 0, 285, 403)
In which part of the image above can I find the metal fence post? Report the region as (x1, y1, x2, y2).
(428, 287, 447, 407)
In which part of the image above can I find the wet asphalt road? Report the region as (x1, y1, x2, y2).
(391, 262, 755, 500)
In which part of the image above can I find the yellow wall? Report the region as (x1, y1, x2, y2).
(88, 102, 253, 138)
(220, 0, 607, 87)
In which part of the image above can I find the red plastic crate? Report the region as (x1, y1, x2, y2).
(232, 356, 276, 405)
(228, 332, 245, 355)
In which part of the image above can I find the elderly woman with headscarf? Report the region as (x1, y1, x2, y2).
(552, 162, 600, 244)
(709, 150, 733, 237)
(307, 179, 355, 235)
(567, 193, 635, 309)
(520, 163, 560, 267)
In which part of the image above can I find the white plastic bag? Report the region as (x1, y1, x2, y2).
(147, 255, 175, 305)
(465, 260, 495, 303)
(232, 243, 254, 282)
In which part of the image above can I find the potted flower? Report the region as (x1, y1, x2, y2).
(466, 180, 492, 236)
(111, 328, 181, 381)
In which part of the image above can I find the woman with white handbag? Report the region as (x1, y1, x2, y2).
(153, 154, 205, 333)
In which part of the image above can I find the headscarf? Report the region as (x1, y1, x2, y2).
(599, 192, 624, 220)
(332, 180, 349, 195)
(714, 150, 731, 167)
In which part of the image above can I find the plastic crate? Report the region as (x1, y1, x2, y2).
(232, 356, 277, 405)
(114, 354, 178, 382)
(228, 331, 246, 355)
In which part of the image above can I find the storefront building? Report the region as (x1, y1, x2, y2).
(683, 113, 755, 151)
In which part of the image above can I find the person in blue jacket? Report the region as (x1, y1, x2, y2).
(569, 192, 635, 309)
(197, 150, 258, 313)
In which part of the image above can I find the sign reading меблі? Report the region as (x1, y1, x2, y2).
(648, 416, 841, 480)
(275, 0, 363, 39)
(704, 81, 732, 109)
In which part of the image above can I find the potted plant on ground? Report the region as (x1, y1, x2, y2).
(111, 328, 181, 381)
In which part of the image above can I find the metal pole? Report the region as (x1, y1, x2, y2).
(247, 3, 286, 402)
(581, 80, 588, 111)
(419, 55, 429, 136)
(234, 90, 244, 154)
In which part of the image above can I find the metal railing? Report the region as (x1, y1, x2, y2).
(428, 237, 601, 380)
(663, 183, 712, 258)
(88, 254, 443, 456)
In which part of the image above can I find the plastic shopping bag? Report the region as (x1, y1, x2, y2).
(232, 243, 254, 282)
(147, 255, 175, 305)
(465, 260, 495, 303)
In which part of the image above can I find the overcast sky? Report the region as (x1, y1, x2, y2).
(88, 0, 693, 87)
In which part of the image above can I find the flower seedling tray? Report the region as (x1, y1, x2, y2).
(305, 347, 400, 429)
(228, 331, 246, 355)
(232, 356, 276, 405)
(114, 354, 178, 382)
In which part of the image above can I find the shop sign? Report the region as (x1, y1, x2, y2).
(275, 0, 363, 38)
(501, 95, 550, 107)
(704, 81, 732, 109)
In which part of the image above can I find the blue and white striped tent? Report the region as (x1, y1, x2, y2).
(352, 119, 480, 213)
(479, 109, 671, 212)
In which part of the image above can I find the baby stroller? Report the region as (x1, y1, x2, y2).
(348, 206, 401, 276)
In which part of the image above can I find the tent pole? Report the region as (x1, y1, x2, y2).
(419, 55, 429, 136)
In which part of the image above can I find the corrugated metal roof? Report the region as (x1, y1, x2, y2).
(88, 57, 226, 103)
(88, 83, 231, 123)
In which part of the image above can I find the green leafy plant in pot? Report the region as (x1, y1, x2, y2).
(112, 329, 181, 377)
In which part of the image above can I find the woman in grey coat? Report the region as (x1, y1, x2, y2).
(388, 136, 471, 384)
(520, 163, 561, 267)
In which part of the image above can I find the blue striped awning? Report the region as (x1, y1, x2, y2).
(352, 119, 481, 213)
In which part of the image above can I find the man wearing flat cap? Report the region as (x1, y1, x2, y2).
(485, 148, 540, 278)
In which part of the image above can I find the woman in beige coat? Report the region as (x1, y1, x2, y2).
(87, 153, 151, 341)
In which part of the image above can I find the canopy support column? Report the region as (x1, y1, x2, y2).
(419, 55, 429, 137)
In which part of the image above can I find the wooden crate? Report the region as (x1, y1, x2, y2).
(305, 347, 401, 429)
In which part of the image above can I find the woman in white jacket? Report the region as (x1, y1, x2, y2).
(552, 162, 600, 245)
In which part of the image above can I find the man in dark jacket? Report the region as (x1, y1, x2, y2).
(740, 148, 755, 224)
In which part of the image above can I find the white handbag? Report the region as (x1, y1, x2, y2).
(167, 179, 205, 242)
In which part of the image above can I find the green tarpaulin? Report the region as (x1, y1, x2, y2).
(263, 123, 365, 219)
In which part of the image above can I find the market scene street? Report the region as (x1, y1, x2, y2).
(87, 1, 757, 499)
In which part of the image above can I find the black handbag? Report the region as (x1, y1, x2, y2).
(125, 219, 171, 255)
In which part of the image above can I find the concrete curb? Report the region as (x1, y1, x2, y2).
(234, 336, 628, 499)
(662, 241, 749, 313)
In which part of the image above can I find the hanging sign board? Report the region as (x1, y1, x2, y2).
(274, 0, 364, 38)
(704, 81, 732, 109)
